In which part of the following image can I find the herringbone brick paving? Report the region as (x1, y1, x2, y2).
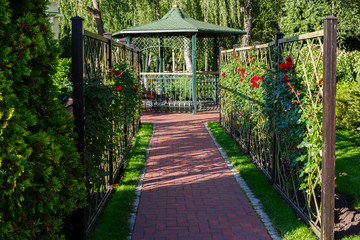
(132, 111, 271, 240)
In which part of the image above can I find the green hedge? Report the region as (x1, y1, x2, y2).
(0, 1, 85, 239)
(336, 50, 360, 130)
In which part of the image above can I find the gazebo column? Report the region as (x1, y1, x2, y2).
(126, 36, 131, 46)
(235, 35, 239, 45)
(213, 37, 218, 104)
(159, 38, 164, 96)
(192, 33, 197, 114)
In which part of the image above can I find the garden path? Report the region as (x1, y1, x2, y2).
(132, 111, 271, 240)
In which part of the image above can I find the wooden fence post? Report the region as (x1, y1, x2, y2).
(321, 16, 338, 240)
(271, 32, 284, 184)
(104, 32, 114, 186)
(130, 44, 134, 69)
(233, 44, 238, 56)
(71, 16, 85, 240)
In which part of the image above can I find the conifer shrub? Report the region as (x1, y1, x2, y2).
(0, 1, 85, 239)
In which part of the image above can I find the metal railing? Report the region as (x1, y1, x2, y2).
(219, 17, 337, 239)
(140, 72, 219, 112)
(71, 16, 141, 239)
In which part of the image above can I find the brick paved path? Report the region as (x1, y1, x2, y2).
(132, 111, 271, 240)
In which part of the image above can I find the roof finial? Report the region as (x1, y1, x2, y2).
(172, 4, 180, 8)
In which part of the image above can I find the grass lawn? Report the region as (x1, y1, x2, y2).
(90, 123, 153, 240)
(335, 129, 360, 210)
(207, 121, 316, 240)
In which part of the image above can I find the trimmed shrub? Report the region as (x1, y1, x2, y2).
(336, 80, 360, 130)
(0, 1, 85, 239)
(336, 50, 360, 130)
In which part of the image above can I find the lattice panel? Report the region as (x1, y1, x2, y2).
(132, 35, 191, 52)
(84, 35, 110, 80)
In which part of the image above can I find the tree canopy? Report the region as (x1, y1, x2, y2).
(58, 0, 360, 57)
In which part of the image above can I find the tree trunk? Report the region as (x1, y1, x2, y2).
(86, 0, 105, 36)
(174, 52, 182, 71)
(241, 0, 253, 47)
(147, 51, 152, 72)
(155, 0, 160, 20)
(172, 51, 175, 72)
(184, 38, 192, 72)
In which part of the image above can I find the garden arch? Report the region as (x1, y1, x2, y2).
(113, 5, 245, 114)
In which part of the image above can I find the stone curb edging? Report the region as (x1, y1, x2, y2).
(128, 124, 156, 240)
(204, 123, 282, 240)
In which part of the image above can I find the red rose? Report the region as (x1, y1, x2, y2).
(260, 76, 264, 81)
(241, 68, 244, 74)
(286, 56, 292, 63)
(240, 78, 243, 82)
(116, 86, 122, 91)
(235, 68, 237, 72)
(222, 73, 226, 78)
(134, 85, 138, 93)
(114, 70, 120, 76)
(279, 62, 286, 71)
(286, 61, 293, 70)
(283, 75, 289, 82)
(252, 81, 258, 88)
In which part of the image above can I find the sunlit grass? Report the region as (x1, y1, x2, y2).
(91, 123, 153, 240)
(207, 121, 316, 240)
(335, 129, 360, 210)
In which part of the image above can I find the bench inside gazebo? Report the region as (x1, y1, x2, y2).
(113, 5, 245, 114)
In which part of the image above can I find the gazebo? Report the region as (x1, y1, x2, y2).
(113, 5, 245, 114)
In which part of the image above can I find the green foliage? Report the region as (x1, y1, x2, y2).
(336, 50, 360, 130)
(53, 58, 72, 88)
(280, 0, 360, 50)
(337, 50, 360, 84)
(220, 49, 323, 215)
(252, 0, 283, 43)
(0, 1, 85, 239)
(85, 61, 142, 188)
(336, 81, 360, 130)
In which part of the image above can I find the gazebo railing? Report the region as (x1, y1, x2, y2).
(140, 72, 219, 112)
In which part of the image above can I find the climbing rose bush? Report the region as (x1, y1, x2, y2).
(221, 51, 323, 209)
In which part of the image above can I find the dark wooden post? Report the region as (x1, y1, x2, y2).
(104, 32, 114, 185)
(129, 44, 134, 69)
(271, 32, 284, 184)
(71, 16, 85, 240)
(233, 44, 239, 56)
(321, 16, 337, 240)
(219, 47, 224, 124)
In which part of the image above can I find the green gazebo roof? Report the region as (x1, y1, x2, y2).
(113, 5, 246, 38)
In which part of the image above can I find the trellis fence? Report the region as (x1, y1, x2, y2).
(70, 17, 141, 239)
(219, 17, 337, 239)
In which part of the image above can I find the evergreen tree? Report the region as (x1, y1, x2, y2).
(0, 0, 85, 238)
